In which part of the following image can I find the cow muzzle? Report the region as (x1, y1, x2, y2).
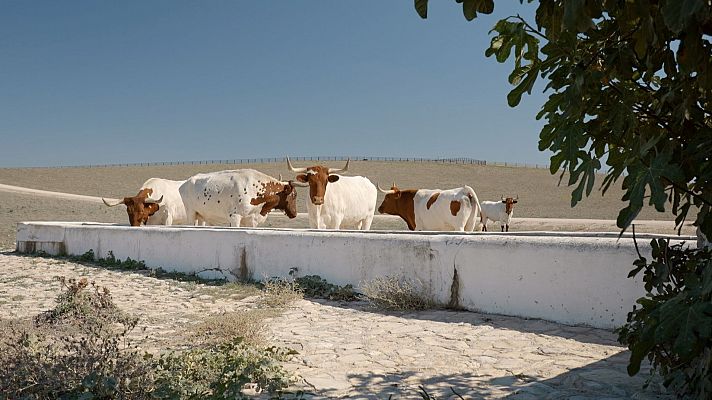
(311, 196, 324, 205)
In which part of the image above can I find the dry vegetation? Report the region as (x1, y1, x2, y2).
(0, 160, 690, 249)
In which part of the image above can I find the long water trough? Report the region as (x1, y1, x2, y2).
(16, 222, 696, 329)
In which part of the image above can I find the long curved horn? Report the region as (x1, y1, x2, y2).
(328, 158, 350, 174)
(102, 198, 124, 207)
(144, 195, 163, 204)
(288, 180, 310, 187)
(377, 183, 396, 194)
(286, 157, 307, 173)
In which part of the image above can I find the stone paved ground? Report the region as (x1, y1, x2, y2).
(0, 251, 670, 399)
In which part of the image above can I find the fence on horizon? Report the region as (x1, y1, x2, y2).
(8, 156, 551, 170)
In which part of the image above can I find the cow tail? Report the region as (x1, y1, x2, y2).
(464, 185, 481, 232)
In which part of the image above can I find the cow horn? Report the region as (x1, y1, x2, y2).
(102, 198, 124, 207)
(501, 194, 505, 200)
(515, 194, 519, 200)
(329, 158, 350, 174)
(377, 183, 396, 194)
(286, 157, 307, 173)
(145, 195, 163, 204)
(278, 174, 283, 181)
(287, 180, 309, 187)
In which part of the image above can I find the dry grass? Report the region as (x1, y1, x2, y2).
(361, 276, 437, 311)
(259, 278, 304, 309)
(0, 160, 692, 249)
(189, 309, 272, 347)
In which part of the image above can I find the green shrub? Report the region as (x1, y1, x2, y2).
(294, 275, 360, 301)
(617, 239, 712, 398)
(152, 338, 297, 399)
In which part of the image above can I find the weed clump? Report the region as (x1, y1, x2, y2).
(361, 276, 437, 311)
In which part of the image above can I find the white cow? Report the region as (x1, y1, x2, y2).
(286, 158, 377, 230)
(480, 196, 519, 232)
(179, 169, 306, 227)
(102, 178, 187, 226)
(377, 184, 481, 231)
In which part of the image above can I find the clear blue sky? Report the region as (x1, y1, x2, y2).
(0, 1, 549, 167)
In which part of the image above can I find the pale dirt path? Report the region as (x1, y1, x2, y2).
(0, 252, 670, 399)
(0, 183, 118, 204)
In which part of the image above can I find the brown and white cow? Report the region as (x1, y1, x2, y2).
(102, 188, 164, 227)
(102, 178, 187, 226)
(377, 183, 481, 231)
(286, 157, 377, 230)
(179, 169, 307, 227)
(480, 195, 519, 232)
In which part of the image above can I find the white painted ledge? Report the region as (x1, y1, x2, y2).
(15, 221, 696, 329)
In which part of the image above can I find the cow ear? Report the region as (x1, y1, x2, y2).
(513, 200, 518, 204)
(296, 174, 308, 183)
(146, 203, 160, 216)
(328, 175, 340, 183)
(501, 200, 507, 203)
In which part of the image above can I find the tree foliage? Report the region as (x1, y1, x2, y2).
(415, 0, 712, 239)
(414, 1, 712, 397)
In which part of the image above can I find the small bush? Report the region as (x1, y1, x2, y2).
(361, 276, 437, 311)
(190, 309, 271, 347)
(260, 278, 304, 308)
(0, 278, 153, 399)
(152, 338, 297, 399)
(294, 275, 360, 301)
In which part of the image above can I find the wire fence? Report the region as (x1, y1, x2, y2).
(9, 156, 551, 170)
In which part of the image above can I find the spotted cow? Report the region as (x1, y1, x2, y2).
(178, 169, 307, 227)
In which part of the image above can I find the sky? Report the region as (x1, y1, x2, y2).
(0, 1, 550, 168)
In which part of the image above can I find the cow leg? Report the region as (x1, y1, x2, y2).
(361, 214, 374, 231)
(501, 225, 505, 232)
(506, 224, 509, 232)
(331, 215, 343, 230)
(229, 214, 242, 227)
(165, 213, 173, 226)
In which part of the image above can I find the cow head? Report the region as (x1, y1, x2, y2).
(250, 179, 308, 218)
(501, 195, 519, 215)
(377, 182, 417, 230)
(277, 181, 309, 218)
(102, 188, 163, 226)
(286, 157, 349, 206)
(377, 183, 401, 215)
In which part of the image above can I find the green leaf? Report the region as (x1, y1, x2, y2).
(414, 0, 428, 19)
(463, 0, 477, 21)
(662, 0, 705, 34)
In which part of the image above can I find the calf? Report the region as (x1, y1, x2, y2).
(480, 195, 518, 232)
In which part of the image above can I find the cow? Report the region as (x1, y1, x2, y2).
(102, 178, 187, 226)
(377, 183, 481, 231)
(286, 157, 377, 230)
(178, 169, 307, 227)
(480, 195, 518, 232)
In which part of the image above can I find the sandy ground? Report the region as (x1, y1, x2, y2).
(0, 252, 670, 399)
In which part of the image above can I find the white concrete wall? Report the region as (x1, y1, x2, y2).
(16, 222, 696, 329)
